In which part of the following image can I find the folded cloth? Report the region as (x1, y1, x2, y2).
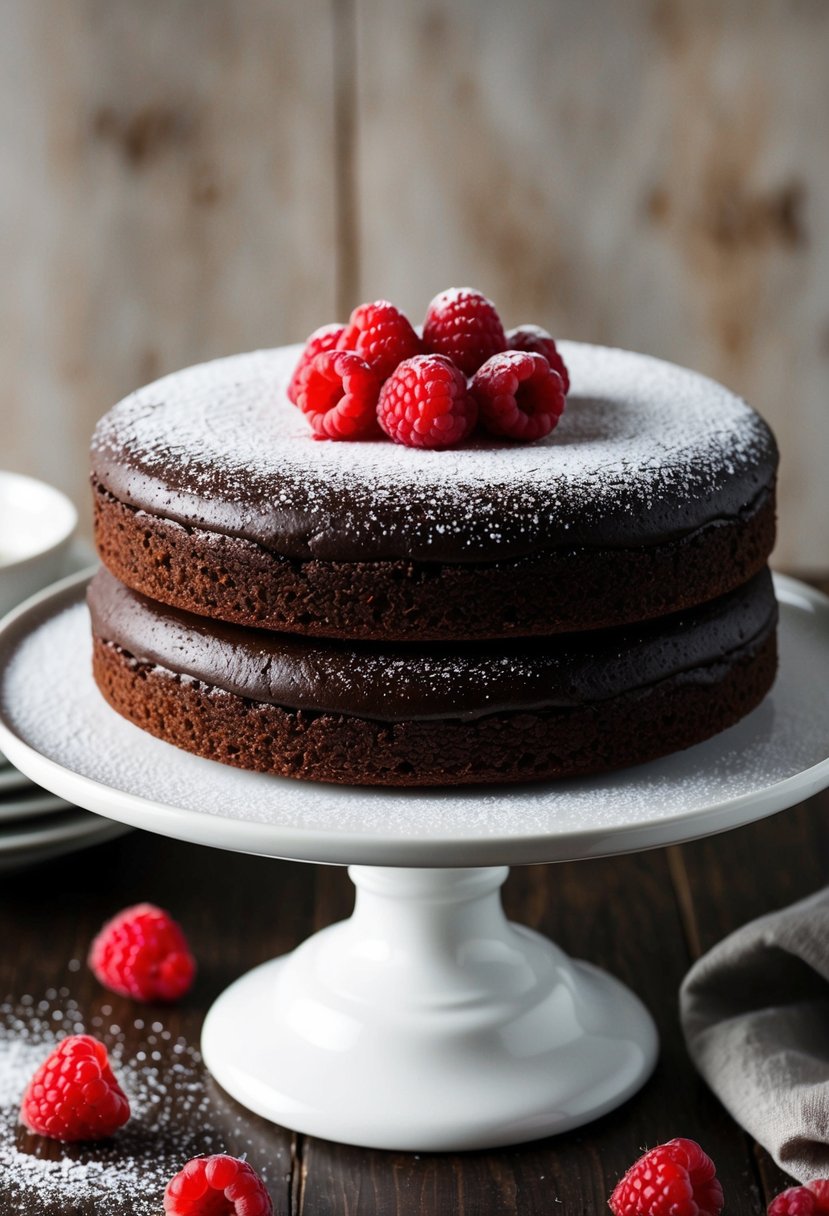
(680, 887, 829, 1182)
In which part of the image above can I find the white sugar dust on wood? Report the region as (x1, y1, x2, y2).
(0, 991, 273, 1214)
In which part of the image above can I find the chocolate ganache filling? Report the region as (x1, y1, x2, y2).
(89, 567, 777, 723)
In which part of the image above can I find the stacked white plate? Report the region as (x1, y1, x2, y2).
(0, 474, 130, 870)
(0, 743, 127, 873)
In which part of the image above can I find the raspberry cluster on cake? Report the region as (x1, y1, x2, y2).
(89, 290, 778, 786)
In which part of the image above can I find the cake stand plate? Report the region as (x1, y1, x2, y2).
(1, 572, 828, 1151)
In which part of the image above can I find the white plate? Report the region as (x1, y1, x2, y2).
(0, 572, 828, 868)
(0, 789, 72, 824)
(0, 816, 129, 873)
(0, 806, 120, 852)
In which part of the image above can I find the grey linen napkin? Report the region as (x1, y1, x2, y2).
(680, 887, 829, 1182)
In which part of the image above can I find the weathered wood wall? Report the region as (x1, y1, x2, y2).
(1, 0, 827, 568)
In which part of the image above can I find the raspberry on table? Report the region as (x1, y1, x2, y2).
(337, 299, 424, 381)
(296, 349, 381, 440)
(164, 1154, 273, 1216)
(287, 323, 345, 405)
(422, 287, 507, 376)
(20, 1034, 130, 1142)
(769, 1182, 829, 1215)
(506, 323, 571, 393)
(470, 350, 565, 441)
(809, 1182, 829, 1211)
(609, 1137, 724, 1216)
(377, 353, 478, 449)
(769, 1189, 818, 1216)
(89, 902, 196, 1003)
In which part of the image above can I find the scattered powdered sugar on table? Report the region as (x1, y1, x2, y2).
(0, 582, 827, 867)
(90, 341, 775, 561)
(0, 990, 265, 1214)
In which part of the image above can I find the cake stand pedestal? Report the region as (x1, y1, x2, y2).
(202, 864, 655, 1149)
(2, 572, 829, 1150)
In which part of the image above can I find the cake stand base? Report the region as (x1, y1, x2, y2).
(201, 865, 658, 1151)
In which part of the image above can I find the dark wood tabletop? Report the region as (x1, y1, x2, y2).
(1, 581, 826, 1215)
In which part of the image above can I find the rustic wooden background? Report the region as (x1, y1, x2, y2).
(1, 0, 827, 569)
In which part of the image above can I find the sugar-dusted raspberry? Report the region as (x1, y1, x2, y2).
(422, 287, 506, 376)
(506, 324, 570, 393)
(470, 350, 565, 442)
(769, 1189, 818, 1215)
(164, 1154, 273, 1216)
(337, 299, 424, 381)
(296, 349, 381, 440)
(769, 1183, 829, 1216)
(377, 354, 477, 449)
(20, 1034, 130, 1142)
(287, 323, 345, 405)
(809, 1182, 829, 1210)
(89, 902, 196, 1003)
(609, 1138, 723, 1216)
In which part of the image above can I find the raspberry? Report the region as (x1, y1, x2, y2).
(20, 1034, 130, 1142)
(287, 323, 345, 405)
(296, 349, 381, 440)
(377, 354, 477, 449)
(769, 1190, 818, 1215)
(506, 324, 570, 393)
(609, 1138, 723, 1216)
(89, 902, 196, 1003)
(422, 287, 506, 375)
(470, 351, 565, 442)
(769, 1183, 829, 1216)
(337, 300, 424, 381)
(809, 1183, 829, 1210)
(164, 1154, 273, 1216)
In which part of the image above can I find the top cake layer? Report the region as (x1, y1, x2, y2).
(91, 342, 777, 566)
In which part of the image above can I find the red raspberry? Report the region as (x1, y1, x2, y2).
(470, 351, 565, 442)
(337, 299, 424, 381)
(164, 1154, 273, 1216)
(506, 324, 571, 393)
(287, 323, 345, 405)
(296, 349, 381, 440)
(422, 287, 506, 375)
(609, 1138, 723, 1216)
(769, 1189, 818, 1215)
(809, 1183, 829, 1210)
(20, 1034, 130, 1142)
(89, 902, 196, 1003)
(769, 1183, 829, 1216)
(377, 354, 477, 449)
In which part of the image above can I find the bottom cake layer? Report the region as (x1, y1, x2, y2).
(89, 569, 778, 786)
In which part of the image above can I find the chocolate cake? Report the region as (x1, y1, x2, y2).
(89, 340, 779, 786)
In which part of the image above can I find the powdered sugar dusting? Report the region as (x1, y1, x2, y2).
(0, 991, 278, 1214)
(91, 342, 776, 561)
(1, 582, 827, 867)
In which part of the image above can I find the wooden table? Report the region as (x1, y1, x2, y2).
(2, 576, 827, 1214)
(1, 794, 824, 1214)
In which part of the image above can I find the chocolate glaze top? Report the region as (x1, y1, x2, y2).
(89, 567, 777, 721)
(90, 343, 778, 564)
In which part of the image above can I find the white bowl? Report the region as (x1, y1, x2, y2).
(0, 472, 77, 618)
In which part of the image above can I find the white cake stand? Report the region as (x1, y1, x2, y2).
(1, 572, 828, 1152)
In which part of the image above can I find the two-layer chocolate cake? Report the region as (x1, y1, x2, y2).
(89, 337, 778, 786)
